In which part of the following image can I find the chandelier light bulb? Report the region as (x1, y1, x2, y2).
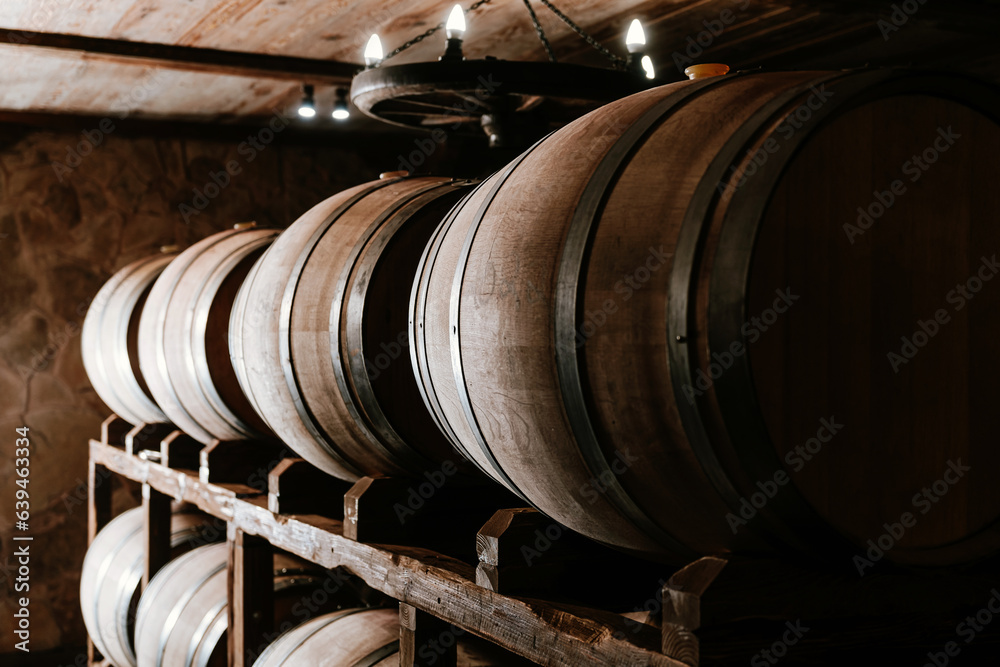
(364, 34, 384, 66)
(625, 19, 646, 53)
(446, 5, 466, 40)
(641, 55, 655, 79)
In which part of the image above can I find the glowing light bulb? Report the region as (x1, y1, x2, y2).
(641, 55, 655, 79)
(332, 88, 350, 120)
(446, 5, 466, 39)
(625, 19, 646, 53)
(297, 84, 316, 119)
(364, 34, 383, 66)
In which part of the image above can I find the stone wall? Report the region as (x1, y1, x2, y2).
(0, 125, 407, 657)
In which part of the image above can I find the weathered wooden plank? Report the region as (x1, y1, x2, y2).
(268, 458, 351, 518)
(142, 483, 173, 588)
(0, 29, 358, 82)
(125, 422, 175, 456)
(87, 459, 112, 545)
(160, 430, 204, 470)
(89, 439, 682, 667)
(227, 525, 274, 667)
(400, 602, 458, 667)
(100, 414, 131, 448)
(660, 557, 726, 666)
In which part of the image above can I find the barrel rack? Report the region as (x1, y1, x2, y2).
(87, 414, 1000, 667)
(86, 414, 715, 667)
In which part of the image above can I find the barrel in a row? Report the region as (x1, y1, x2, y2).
(411, 69, 1000, 566)
(137, 225, 278, 444)
(80, 506, 221, 667)
(230, 175, 479, 481)
(81, 251, 176, 427)
(134, 542, 347, 667)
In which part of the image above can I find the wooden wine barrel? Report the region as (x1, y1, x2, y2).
(231, 175, 477, 480)
(134, 543, 338, 667)
(138, 224, 277, 444)
(412, 69, 1000, 566)
(82, 251, 176, 426)
(251, 609, 398, 667)
(80, 506, 220, 667)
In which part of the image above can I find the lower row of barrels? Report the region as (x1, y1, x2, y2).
(81, 506, 509, 667)
(82, 69, 1000, 567)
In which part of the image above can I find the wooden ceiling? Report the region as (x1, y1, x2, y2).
(0, 0, 997, 128)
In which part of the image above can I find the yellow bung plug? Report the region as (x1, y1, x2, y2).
(685, 63, 730, 80)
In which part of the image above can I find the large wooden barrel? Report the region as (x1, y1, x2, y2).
(231, 175, 477, 480)
(133, 543, 339, 667)
(80, 506, 220, 667)
(82, 251, 176, 426)
(138, 224, 277, 444)
(251, 609, 398, 667)
(412, 69, 1000, 566)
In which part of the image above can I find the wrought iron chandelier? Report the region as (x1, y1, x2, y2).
(348, 1, 659, 148)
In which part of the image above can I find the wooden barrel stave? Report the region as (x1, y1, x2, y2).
(82, 253, 175, 426)
(414, 70, 1000, 565)
(80, 506, 219, 667)
(233, 176, 477, 481)
(134, 543, 337, 667)
(138, 227, 277, 444)
(251, 609, 398, 667)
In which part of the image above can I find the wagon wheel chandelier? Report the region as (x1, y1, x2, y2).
(349, 0, 659, 147)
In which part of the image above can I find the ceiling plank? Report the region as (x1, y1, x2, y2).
(0, 27, 361, 84)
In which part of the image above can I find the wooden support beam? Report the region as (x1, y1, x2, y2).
(0, 28, 360, 84)
(199, 439, 289, 490)
(661, 557, 727, 666)
(227, 525, 274, 667)
(268, 458, 351, 519)
(91, 439, 687, 667)
(399, 603, 458, 667)
(160, 431, 204, 471)
(125, 422, 176, 456)
(87, 459, 113, 546)
(142, 483, 172, 589)
(100, 414, 131, 448)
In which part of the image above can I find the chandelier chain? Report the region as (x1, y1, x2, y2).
(521, 0, 557, 63)
(536, 0, 626, 68)
(384, 0, 495, 61)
